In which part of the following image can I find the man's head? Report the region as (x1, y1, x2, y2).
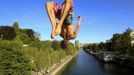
(60, 40, 68, 48)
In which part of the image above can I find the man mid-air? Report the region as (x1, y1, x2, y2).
(45, 0, 81, 47)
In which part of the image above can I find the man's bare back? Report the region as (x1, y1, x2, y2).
(60, 16, 81, 40)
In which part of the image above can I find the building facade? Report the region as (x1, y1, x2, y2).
(130, 31, 134, 46)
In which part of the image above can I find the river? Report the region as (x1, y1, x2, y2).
(60, 49, 134, 75)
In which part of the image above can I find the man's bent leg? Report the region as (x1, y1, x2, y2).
(45, 2, 57, 39)
(54, 1, 71, 36)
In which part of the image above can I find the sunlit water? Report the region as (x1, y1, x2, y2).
(60, 49, 134, 75)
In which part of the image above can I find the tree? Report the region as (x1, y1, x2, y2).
(105, 40, 113, 51)
(98, 42, 105, 51)
(120, 28, 132, 55)
(20, 29, 39, 41)
(26, 29, 36, 41)
(0, 26, 16, 40)
(34, 32, 41, 40)
(15, 33, 31, 44)
(87, 44, 92, 50)
(92, 43, 99, 52)
(109, 28, 133, 55)
(0, 41, 31, 75)
(111, 33, 122, 54)
(13, 22, 20, 35)
(51, 40, 61, 50)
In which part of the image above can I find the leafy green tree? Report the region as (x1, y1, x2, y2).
(26, 29, 38, 41)
(34, 32, 41, 40)
(98, 42, 105, 51)
(51, 40, 61, 50)
(13, 22, 20, 35)
(0, 26, 16, 40)
(15, 33, 31, 44)
(106, 28, 133, 55)
(91, 43, 99, 52)
(20, 29, 40, 41)
(111, 33, 122, 54)
(120, 28, 132, 55)
(87, 44, 92, 50)
(83, 44, 88, 50)
(0, 41, 32, 75)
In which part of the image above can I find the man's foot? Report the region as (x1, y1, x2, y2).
(54, 26, 61, 36)
(51, 29, 56, 39)
(51, 32, 55, 39)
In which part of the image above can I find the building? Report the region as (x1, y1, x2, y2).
(130, 31, 134, 46)
(75, 40, 80, 49)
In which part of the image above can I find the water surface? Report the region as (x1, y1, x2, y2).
(61, 49, 134, 75)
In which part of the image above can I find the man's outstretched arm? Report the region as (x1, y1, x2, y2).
(74, 16, 81, 38)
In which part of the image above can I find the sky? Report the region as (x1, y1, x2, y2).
(0, 0, 134, 43)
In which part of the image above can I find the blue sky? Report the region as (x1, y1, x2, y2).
(0, 0, 134, 43)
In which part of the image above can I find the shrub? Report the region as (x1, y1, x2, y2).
(0, 40, 32, 75)
(66, 44, 77, 55)
(15, 33, 31, 44)
(51, 40, 61, 50)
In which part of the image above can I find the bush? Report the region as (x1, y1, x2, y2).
(0, 40, 77, 74)
(0, 40, 32, 75)
(15, 33, 31, 44)
(51, 40, 61, 50)
(26, 40, 77, 72)
(66, 44, 77, 55)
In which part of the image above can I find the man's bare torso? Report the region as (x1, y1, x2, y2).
(60, 24, 75, 40)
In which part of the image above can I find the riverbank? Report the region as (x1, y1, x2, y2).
(113, 56, 134, 68)
(49, 56, 73, 75)
(32, 55, 76, 75)
(83, 49, 134, 69)
(45, 51, 79, 75)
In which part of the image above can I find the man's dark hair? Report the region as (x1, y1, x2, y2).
(60, 40, 68, 48)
